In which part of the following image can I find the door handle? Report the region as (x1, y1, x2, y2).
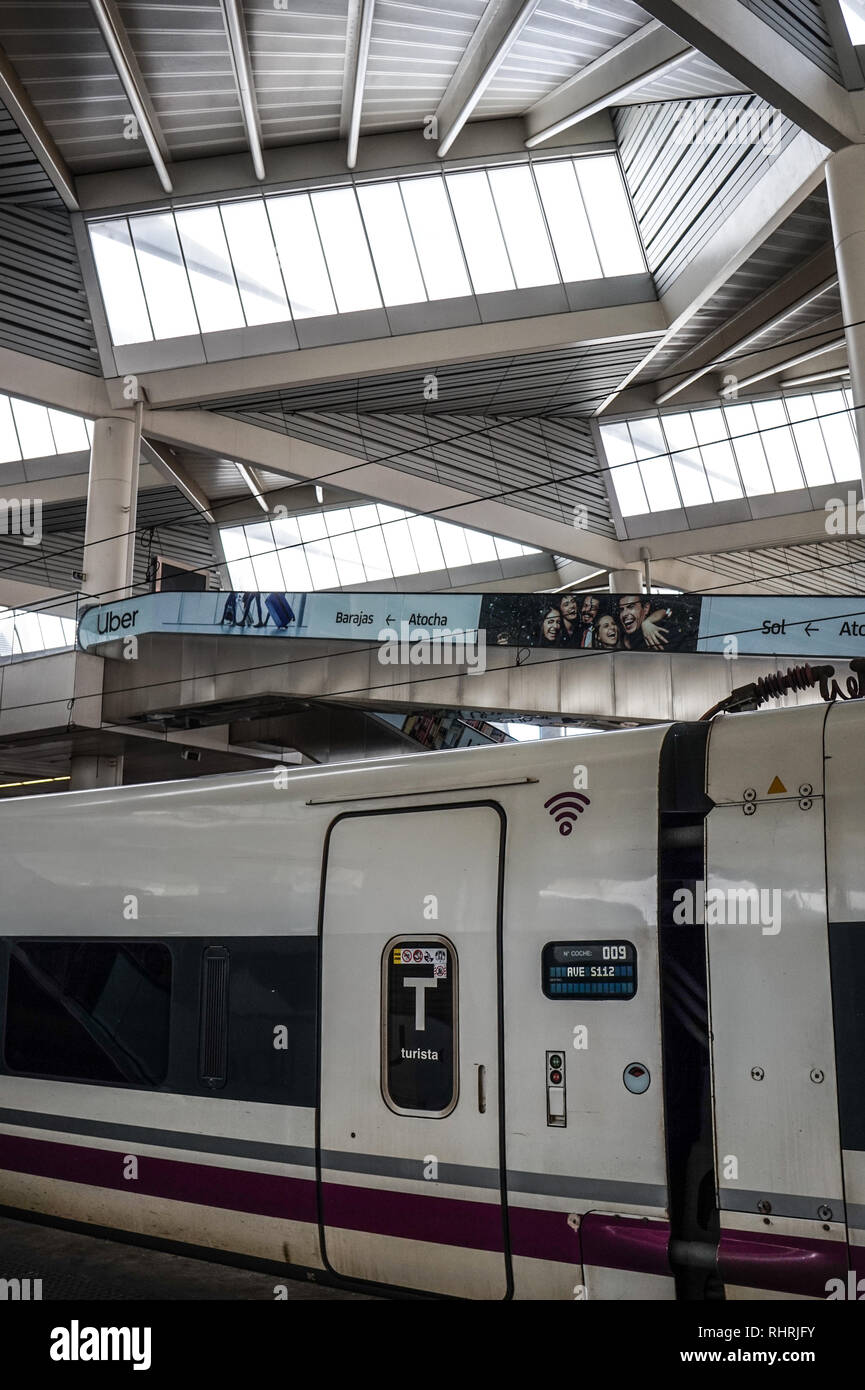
(477, 1064, 487, 1114)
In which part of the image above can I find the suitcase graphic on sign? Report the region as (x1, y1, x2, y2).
(265, 593, 296, 629)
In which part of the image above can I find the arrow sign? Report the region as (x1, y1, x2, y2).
(804, 622, 820, 636)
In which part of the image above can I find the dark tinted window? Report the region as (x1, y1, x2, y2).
(225, 941, 317, 1106)
(383, 939, 456, 1115)
(4, 941, 171, 1085)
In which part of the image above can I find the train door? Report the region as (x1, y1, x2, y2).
(317, 802, 510, 1298)
(704, 707, 848, 1299)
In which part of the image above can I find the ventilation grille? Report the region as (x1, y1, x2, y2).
(199, 946, 230, 1088)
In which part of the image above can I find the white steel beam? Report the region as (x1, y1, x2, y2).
(637, 0, 861, 148)
(0, 43, 78, 209)
(731, 335, 846, 392)
(104, 301, 665, 411)
(436, 0, 542, 157)
(656, 275, 841, 404)
(597, 128, 828, 415)
(219, 0, 265, 181)
(142, 406, 631, 572)
(88, 0, 173, 193)
(140, 438, 216, 523)
(342, 0, 375, 170)
(525, 22, 695, 147)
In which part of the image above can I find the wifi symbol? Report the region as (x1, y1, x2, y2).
(544, 791, 591, 836)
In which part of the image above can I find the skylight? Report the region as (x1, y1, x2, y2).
(0, 607, 77, 660)
(0, 395, 92, 465)
(220, 504, 540, 592)
(601, 387, 860, 519)
(88, 155, 646, 348)
(840, 0, 865, 45)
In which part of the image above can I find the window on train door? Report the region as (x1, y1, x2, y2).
(381, 937, 458, 1117)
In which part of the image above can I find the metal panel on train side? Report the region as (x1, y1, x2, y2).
(318, 804, 509, 1299)
(705, 708, 847, 1300)
(824, 699, 865, 1291)
(501, 725, 674, 1300)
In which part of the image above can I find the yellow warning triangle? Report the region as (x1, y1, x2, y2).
(767, 776, 787, 795)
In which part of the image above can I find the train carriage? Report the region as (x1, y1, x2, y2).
(0, 697, 861, 1300)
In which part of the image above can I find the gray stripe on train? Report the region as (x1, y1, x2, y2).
(720, 1188, 846, 1222)
(0, 1106, 313, 1169)
(0, 1105, 667, 1208)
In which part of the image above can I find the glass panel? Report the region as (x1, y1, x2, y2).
(753, 399, 803, 491)
(352, 504, 392, 581)
(815, 389, 861, 482)
(383, 939, 456, 1116)
(435, 519, 472, 569)
(267, 193, 336, 319)
(399, 177, 471, 299)
(576, 155, 645, 276)
(493, 536, 525, 559)
(269, 515, 312, 588)
(464, 527, 497, 564)
(700, 441, 742, 501)
(89, 219, 153, 344)
(297, 513, 339, 588)
(406, 515, 445, 572)
(691, 408, 741, 501)
(220, 200, 290, 326)
(488, 165, 558, 288)
(47, 408, 90, 454)
(5, 942, 171, 1085)
(325, 508, 367, 585)
(445, 171, 515, 293)
(533, 159, 602, 281)
(357, 182, 426, 306)
(659, 413, 711, 506)
(310, 187, 382, 312)
(277, 536, 313, 590)
(379, 506, 418, 576)
(129, 212, 199, 338)
(601, 420, 649, 515)
(175, 207, 245, 332)
(725, 404, 774, 495)
(785, 394, 833, 486)
(244, 521, 284, 591)
(220, 526, 250, 565)
(10, 398, 55, 458)
(0, 395, 21, 463)
(628, 417, 679, 509)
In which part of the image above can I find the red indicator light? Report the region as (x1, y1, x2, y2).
(550, 1069, 562, 1085)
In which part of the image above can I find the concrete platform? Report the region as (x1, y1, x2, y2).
(0, 1215, 376, 1301)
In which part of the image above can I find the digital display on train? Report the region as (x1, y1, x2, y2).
(542, 941, 637, 1000)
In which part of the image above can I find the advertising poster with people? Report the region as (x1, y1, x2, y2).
(479, 592, 703, 652)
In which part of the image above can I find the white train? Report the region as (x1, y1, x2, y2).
(0, 697, 861, 1301)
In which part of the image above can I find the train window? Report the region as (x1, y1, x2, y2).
(3, 941, 171, 1086)
(382, 937, 458, 1117)
(219, 940, 317, 1106)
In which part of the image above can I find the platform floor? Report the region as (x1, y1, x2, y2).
(0, 1214, 375, 1300)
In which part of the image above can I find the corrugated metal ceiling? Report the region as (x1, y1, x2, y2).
(0, 0, 784, 174)
(683, 539, 865, 595)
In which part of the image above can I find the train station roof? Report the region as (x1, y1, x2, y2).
(1, 0, 864, 612)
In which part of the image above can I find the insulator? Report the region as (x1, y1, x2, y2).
(753, 664, 818, 708)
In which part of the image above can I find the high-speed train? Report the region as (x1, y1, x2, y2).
(0, 696, 862, 1301)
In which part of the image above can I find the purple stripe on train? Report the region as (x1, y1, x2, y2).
(718, 1227, 846, 1297)
(0, 1131, 853, 1294)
